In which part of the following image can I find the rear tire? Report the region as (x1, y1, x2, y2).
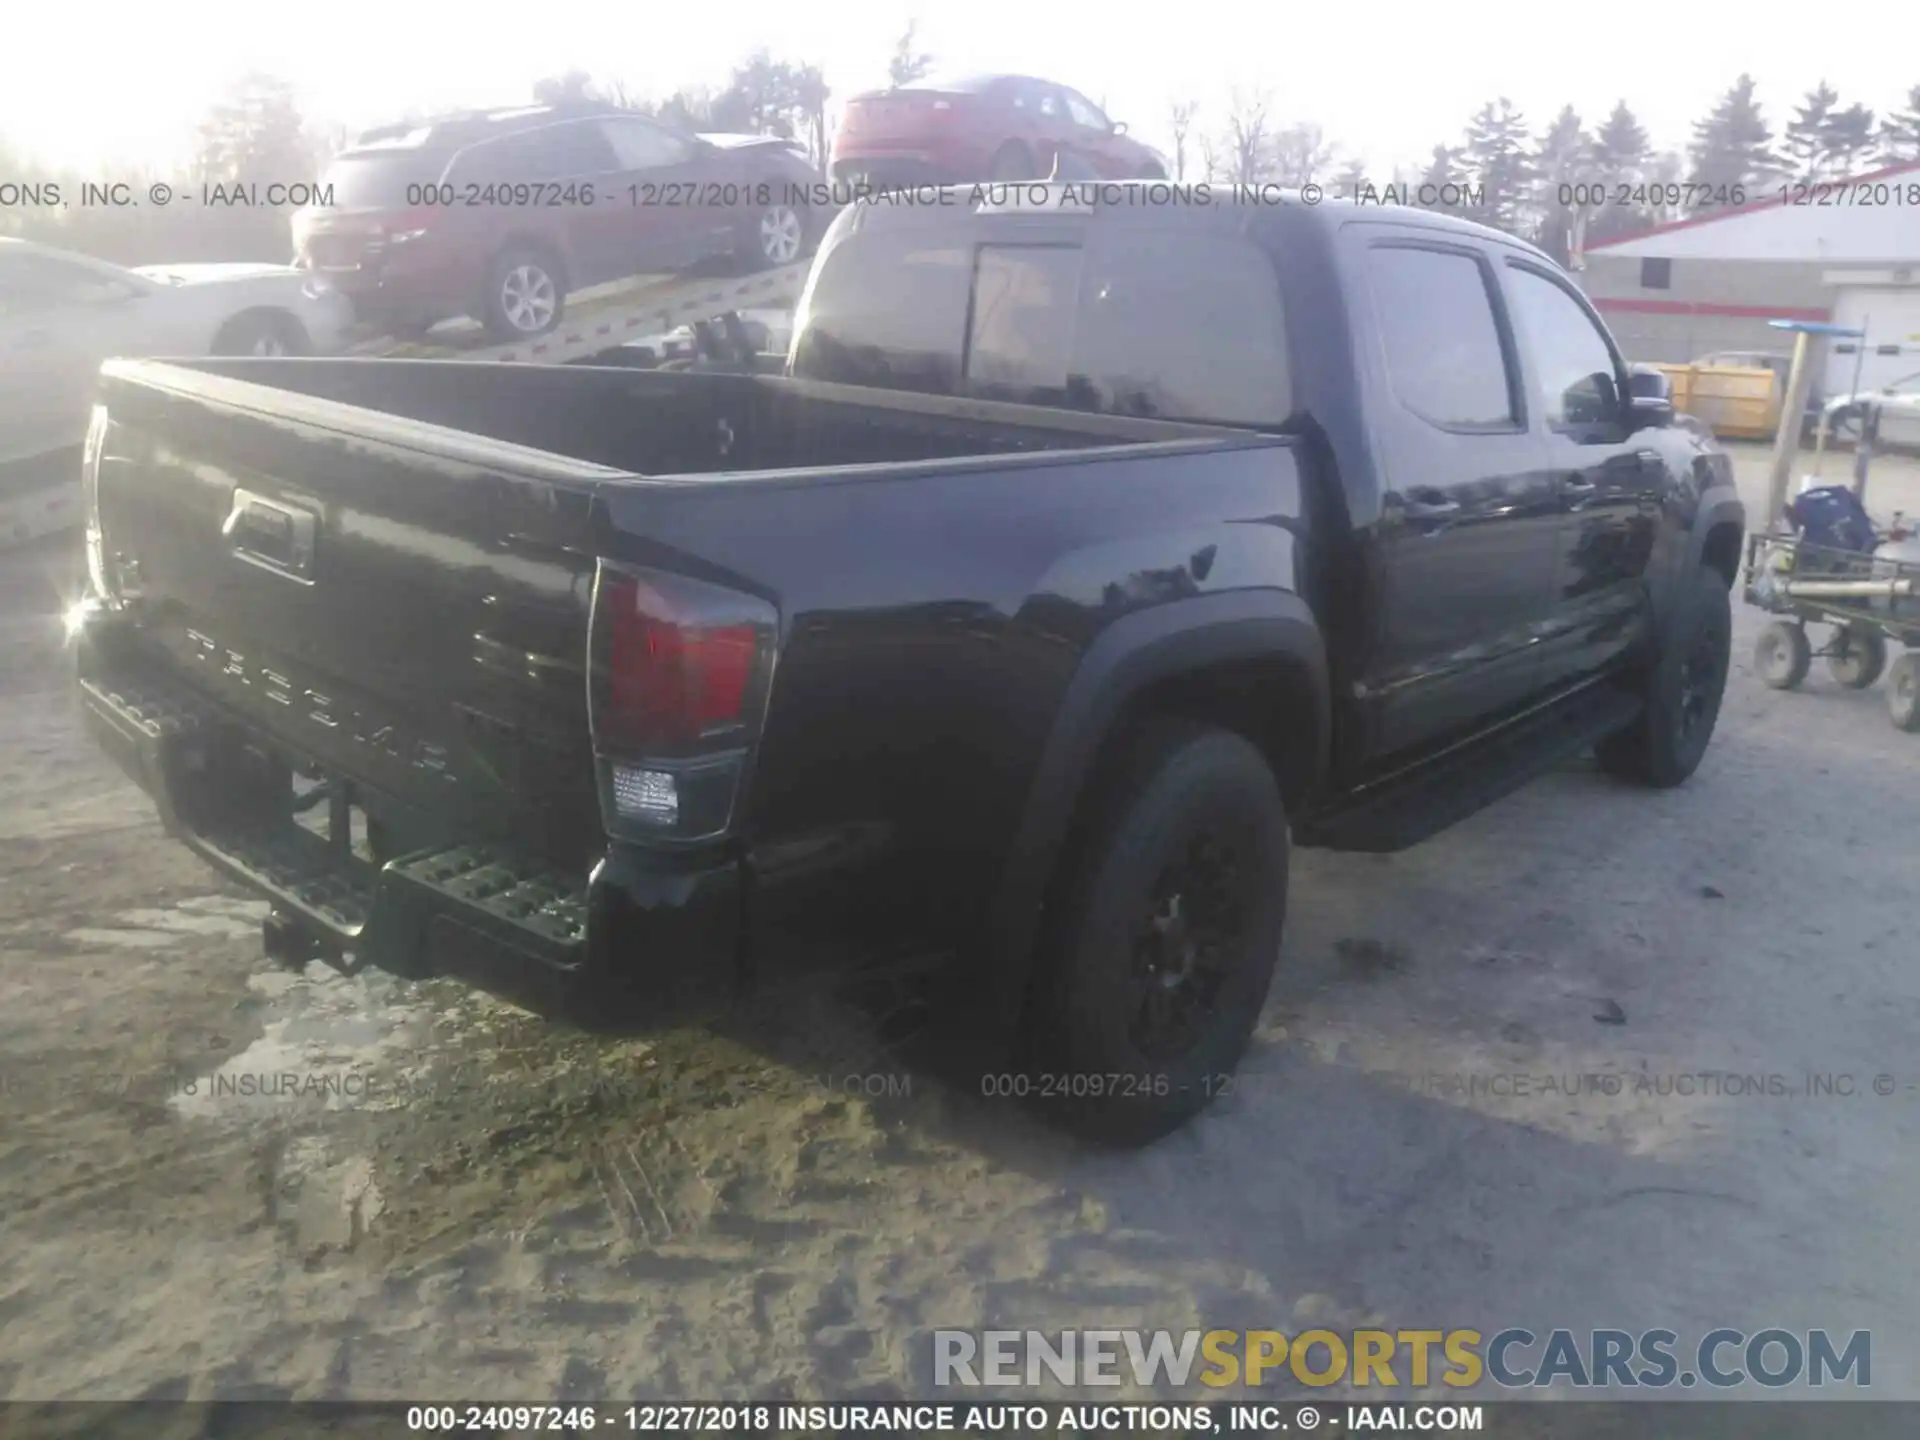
(1020, 721, 1288, 1147)
(1756, 620, 1812, 691)
(740, 200, 808, 271)
(1827, 627, 1888, 689)
(211, 311, 309, 357)
(1596, 567, 1733, 787)
(481, 245, 566, 341)
(1888, 653, 1920, 732)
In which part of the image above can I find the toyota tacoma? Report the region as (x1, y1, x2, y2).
(71, 187, 1744, 1144)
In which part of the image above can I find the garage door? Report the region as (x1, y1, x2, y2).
(1828, 286, 1920, 394)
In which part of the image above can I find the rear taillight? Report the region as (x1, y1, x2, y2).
(588, 562, 778, 844)
(378, 207, 438, 243)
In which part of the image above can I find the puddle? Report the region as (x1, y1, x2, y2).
(169, 964, 435, 1122)
(68, 894, 267, 950)
(275, 1135, 387, 1249)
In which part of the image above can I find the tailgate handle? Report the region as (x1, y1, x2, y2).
(223, 489, 317, 583)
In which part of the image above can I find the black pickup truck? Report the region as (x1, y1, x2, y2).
(71, 188, 1744, 1144)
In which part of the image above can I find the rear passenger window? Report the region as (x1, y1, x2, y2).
(1366, 246, 1515, 429)
(964, 234, 1290, 424)
(461, 123, 618, 183)
(790, 237, 974, 392)
(967, 247, 1082, 403)
(1072, 231, 1288, 425)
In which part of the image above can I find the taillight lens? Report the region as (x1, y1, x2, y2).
(588, 562, 778, 844)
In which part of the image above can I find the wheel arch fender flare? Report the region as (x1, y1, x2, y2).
(1690, 493, 1748, 588)
(1651, 489, 1745, 649)
(978, 588, 1328, 1044)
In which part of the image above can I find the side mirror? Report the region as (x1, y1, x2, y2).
(1626, 364, 1674, 428)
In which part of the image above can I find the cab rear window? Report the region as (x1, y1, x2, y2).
(793, 220, 1291, 428)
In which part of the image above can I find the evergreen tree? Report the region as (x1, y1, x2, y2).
(1415, 143, 1466, 212)
(1530, 105, 1590, 264)
(1823, 102, 1877, 177)
(1688, 74, 1779, 199)
(1591, 100, 1651, 179)
(1644, 151, 1687, 220)
(1461, 98, 1533, 233)
(1783, 81, 1838, 178)
(1877, 85, 1920, 161)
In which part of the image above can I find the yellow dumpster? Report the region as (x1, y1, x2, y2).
(1648, 363, 1781, 440)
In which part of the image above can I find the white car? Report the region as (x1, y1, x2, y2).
(1823, 371, 1920, 454)
(0, 236, 354, 471)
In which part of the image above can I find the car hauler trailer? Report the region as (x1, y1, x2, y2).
(345, 262, 811, 366)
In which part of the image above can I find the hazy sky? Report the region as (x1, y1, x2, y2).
(4, 0, 1915, 177)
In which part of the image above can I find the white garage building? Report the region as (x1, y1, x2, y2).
(1576, 159, 1920, 399)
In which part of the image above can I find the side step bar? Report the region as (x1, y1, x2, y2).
(1295, 684, 1644, 853)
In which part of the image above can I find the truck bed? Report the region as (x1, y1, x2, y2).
(78, 357, 1302, 1002)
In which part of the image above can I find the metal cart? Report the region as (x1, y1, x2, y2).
(1744, 530, 1920, 731)
(1743, 381, 1920, 733)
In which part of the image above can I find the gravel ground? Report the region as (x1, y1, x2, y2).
(1, 443, 1917, 1408)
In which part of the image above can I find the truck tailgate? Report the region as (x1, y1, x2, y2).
(77, 361, 617, 978)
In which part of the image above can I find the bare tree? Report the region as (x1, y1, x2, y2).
(888, 21, 934, 87)
(793, 64, 832, 173)
(193, 73, 318, 186)
(599, 78, 647, 112)
(1268, 122, 1334, 186)
(1169, 100, 1198, 181)
(648, 87, 718, 131)
(1219, 88, 1272, 184)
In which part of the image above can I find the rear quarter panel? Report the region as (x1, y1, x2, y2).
(594, 438, 1317, 988)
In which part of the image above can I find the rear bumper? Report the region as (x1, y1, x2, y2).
(74, 615, 742, 1024)
(829, 154, 954, 188)
(303, 242, 482, 323)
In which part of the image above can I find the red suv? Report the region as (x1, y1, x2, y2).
(830, 74, 1167, 188)
(292, 104, 820, 340)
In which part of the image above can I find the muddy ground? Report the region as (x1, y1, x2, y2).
(2, 444, 1918, 1407)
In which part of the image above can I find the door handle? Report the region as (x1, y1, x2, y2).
(1400, 493, 1461, 528)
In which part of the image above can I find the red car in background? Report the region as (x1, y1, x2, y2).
(292, 103, 820, 341)
(830, 74, 1168, 188)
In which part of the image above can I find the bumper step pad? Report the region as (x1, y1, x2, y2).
(79, 654, 589, 977)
